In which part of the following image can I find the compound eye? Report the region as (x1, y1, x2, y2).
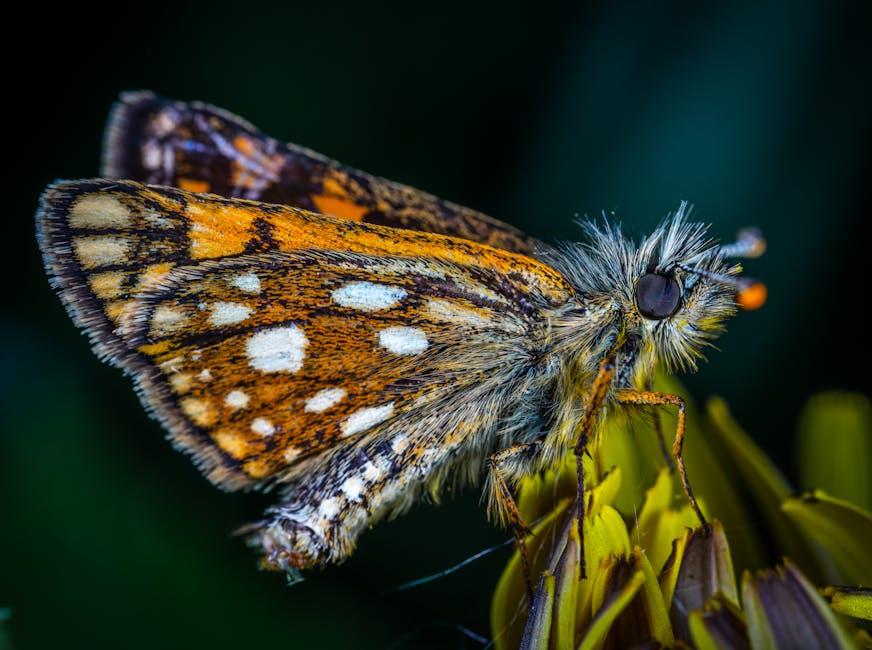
(635, 273, 682, 320)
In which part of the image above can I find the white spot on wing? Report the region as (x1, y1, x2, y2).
(69, 195, 131, 229)
(304, 387, 346, 413)
(251, 417, 276, 436)
(341, 403, 394, 438)
(209, 301, 252, 326)
(225, 390, 249, 410)
(426, 298, 493, 327)
(391, 433, 409, 454)
(332, 282, 406, 311)
(72, 235, 130, 268)
(417, 447, 442, 475)
(283, 447, 302, 463)
(378, 326, 429, 355)
(170, 373, 192, 392)
(159, 355, 184, 373)
(362, 460, 386, 482)
(143, 208, 174, 229)
(152, 305, 188, 333)
(153, 110, 178, 137)
(142, 142, 161, 170)
(340, 477, 365, 501)
(318, 497, 341, 520)
(162, 146, 174, 179)
(339, 259, 445, 280)
(373, 478, 405, 511)
(231, 272, 262, 294)
(246, 325, 308, 373)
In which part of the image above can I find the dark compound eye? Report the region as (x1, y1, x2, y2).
(635, 273, 682, 320)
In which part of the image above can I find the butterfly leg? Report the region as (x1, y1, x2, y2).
(573, 355, 617, 579)
(486, 442, 542, 602)
(646, 377, 675, 472)
(615, 390, 708, 528)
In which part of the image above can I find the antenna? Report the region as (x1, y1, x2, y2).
(720, 227, 766, 259)
(678, 225, 768, 310)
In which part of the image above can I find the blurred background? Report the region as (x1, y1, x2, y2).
(2, 2, 869, 648)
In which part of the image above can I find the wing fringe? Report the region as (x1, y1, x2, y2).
(35, 180, 255, 491)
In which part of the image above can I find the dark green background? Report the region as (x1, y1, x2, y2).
(2, 2, 869, 648)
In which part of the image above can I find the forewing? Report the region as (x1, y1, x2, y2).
(36, 180, 573, 490)
(101, 91, 537, 253)
(36, 180, 567, 364)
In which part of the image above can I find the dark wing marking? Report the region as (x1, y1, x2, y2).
(101, 91, 538, 254)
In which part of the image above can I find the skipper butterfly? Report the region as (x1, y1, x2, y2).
(36, 92, 766, 589)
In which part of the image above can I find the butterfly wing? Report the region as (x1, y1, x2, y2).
(101, 91, 537, 254)
(36, 180, 573, 494)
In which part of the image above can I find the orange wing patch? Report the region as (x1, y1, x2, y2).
(310, 194, 368, 221)
(177, 178, 211, 193)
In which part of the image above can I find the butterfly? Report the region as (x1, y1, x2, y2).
(36, 91, 766, 590)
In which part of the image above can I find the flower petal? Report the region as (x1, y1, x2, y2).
(707, 397, 825, 579)
(580, 562, 646, 650)
(688, 594, 749, 650)
(631, 467, 700, 571)
(821, 586, 872, 622)
(577, 547, 673, 647)
(634, 547, 674, 646)
(797, 392, 872, 512)
(494, 467, 632, 649)
(519, 573, 555, 650)
(491, 500, 570, 650)
(596, 410, 652, 513)
(517, 455, 577, 525)
(551, 518, 581, 649)
(577, 504, 632, 627)
(781, 490, 872, 585)
(741, 559, 855, 649)
(659, 520, 738, 642)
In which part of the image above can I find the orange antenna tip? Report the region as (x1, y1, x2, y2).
(737, 280, 767, 310)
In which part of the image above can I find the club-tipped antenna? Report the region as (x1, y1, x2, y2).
(720, 227, 766, 259)
(677, 263, 768, 311)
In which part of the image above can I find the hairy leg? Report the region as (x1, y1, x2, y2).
(573, 355, 616, 578)
(615, 390, 707, 527)
(486, 442, 542, 601)
(645, 377, 675, 472)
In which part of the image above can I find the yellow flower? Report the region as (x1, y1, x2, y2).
(491, 380, 871, 648)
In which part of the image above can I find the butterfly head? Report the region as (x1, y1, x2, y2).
(543, 203, 766, 385)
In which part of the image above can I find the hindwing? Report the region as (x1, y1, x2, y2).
(102, 91, 537, 253)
